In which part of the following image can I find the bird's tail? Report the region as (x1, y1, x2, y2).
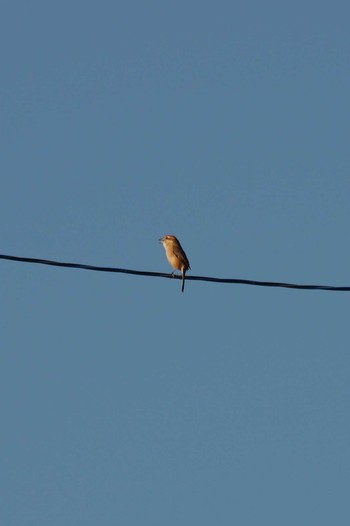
(181, 269, 186, 293)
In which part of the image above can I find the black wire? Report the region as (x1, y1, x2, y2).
(1, 253, 349, 291)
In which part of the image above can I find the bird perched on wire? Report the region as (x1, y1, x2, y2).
(159, 235, 191, 293)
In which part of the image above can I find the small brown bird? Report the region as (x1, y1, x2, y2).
(159, 235, 190, 292)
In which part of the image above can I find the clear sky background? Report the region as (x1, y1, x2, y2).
(1, 2, 350, 525)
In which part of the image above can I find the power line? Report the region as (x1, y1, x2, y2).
(1, 253, 349, 291)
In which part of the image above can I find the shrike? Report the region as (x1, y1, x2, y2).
(159, 235, 190, 292)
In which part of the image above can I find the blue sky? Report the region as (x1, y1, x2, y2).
(1, 2, 350, 525)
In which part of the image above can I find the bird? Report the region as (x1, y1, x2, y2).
(159, 235, 190, 292)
